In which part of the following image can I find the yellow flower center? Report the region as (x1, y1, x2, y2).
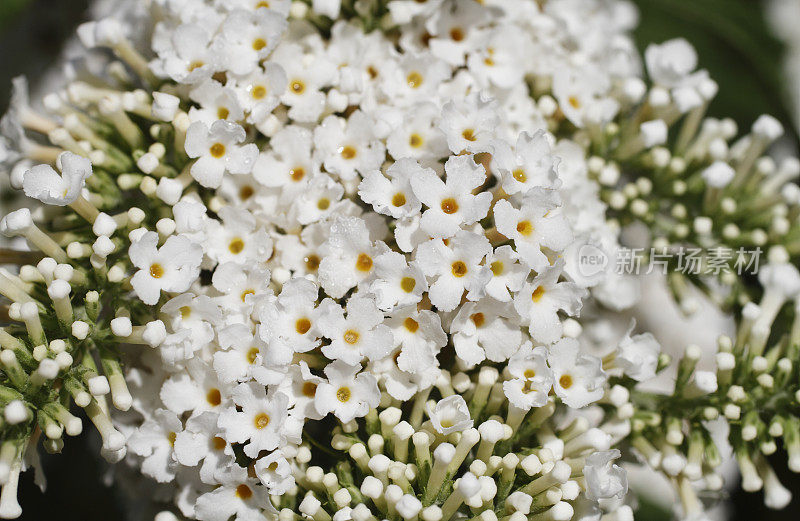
(228, 237, 245, 254)
(290, 80, 305, 94)
(149, 263, 164, 279)
(247, 347, 259, 364)
(449, 27, 465, 41)
(206, 388, 222, 406)
(241, 289, 254, 302)
(404, 317, 419, 333)
(305, 254, 320, 271)
(490, 261, 504, 276)
(343, 329, 360, 344)
(517, 220, 533, 236)
(531, 286, 545, 302)
(559, 374, 573, 389)
(317, 198, 330, 210)
(356, 253, 373, 272)
(252, 38, 267, 51)
(295, 318, 311, 335)
(340, 146, 357, 159)
(290, 166, 305, 181)
(470, 312, 485, 328)
(302, 382, 318, 397)
(252, 85, 267, 99)
(406, 71, 423, 88)
(462, 128, 476, 142)
(236, 484, 253, 499)
(217, 107, 230, 120)
(254, 413, 270, 429)
(392, 192, 407, 207)
(239, 185, 255, 200)
(441, 198, 459, 214)
(409, 133, 423, 148)
(337, 387, 352, 402)
(513, 169, 527, 183)
(400, 277, 416, 293)
(179, 306, 192, 319)
(451, 261, 468, 277)
(209, 142, 226, 158)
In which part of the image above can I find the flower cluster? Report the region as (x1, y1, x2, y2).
(0, 1, 798, 521)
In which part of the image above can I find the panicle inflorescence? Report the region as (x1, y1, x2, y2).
(0, 1, 797, 521)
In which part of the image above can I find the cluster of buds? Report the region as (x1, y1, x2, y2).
(557, 37, 800, 517)
(283, 366, 631, 521)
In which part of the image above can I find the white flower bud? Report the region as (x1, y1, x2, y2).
(152, 92, 180, 121)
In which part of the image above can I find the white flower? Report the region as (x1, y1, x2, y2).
(252, 125, 318, 195)
(174, 421, 231, 487)
(359, 158, 424, 220)
(188, 79, 245, 125)
(427, 395, 473, 435)
(215, 324, 285, 386)
(257, 277, 322, 354)
(236, 63, 287, 125)
(451, 299, 523, 366)
(185, 120, 259, 188)
(128, 408, 182, 483)
(491, 130, 560, 195)
(217, 382, 289, 458)
(583, 449, 628, 501)
(254, 450, 295, 495)
(615, 321, 661, 382)
(493, 189, 572, 272)
(416, 230, 492, 312)
(381, 53, 451, 107)
(23, 151, 92, 206)
(216, 8, 287, 76)
(314, 360, 380, 423)
(386, 102, 449, 161)
(211, 262, 271, 317)
(503, 343, 553, 410)
(194, 465, 274, 521)
(318, 216, 386, 298)
(411, 155, 492, 238)
(439, 93, 499, 154)
(552, 66, 619, 127)
(313, 111, 386, 181)
(159, 360, 231, 416)
(152, 23, 219, 84)
(513, 261, 586, 344)
(204, 207, 273, 266)
(368, 251, 427, 311)
(278, 361, 324, 421)
(385, 305, 447, 374)
(161, 293, 220, 349)
(292, 174, 346, 225)
(173, 411, 235, 485)
(547, 338, 606, 408)
(129, 232, 203, 305)
(483, 245, 528, 302)
(645, 38, 700, 88)
(273, 42, 336, 122)
(317, 296, 394, 365)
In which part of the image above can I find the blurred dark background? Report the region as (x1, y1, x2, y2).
(1, 0, 798, 519)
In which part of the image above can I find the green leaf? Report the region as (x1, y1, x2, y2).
(0, 0, 29, 27)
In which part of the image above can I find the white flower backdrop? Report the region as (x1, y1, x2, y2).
(0, 1, 799, 521)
